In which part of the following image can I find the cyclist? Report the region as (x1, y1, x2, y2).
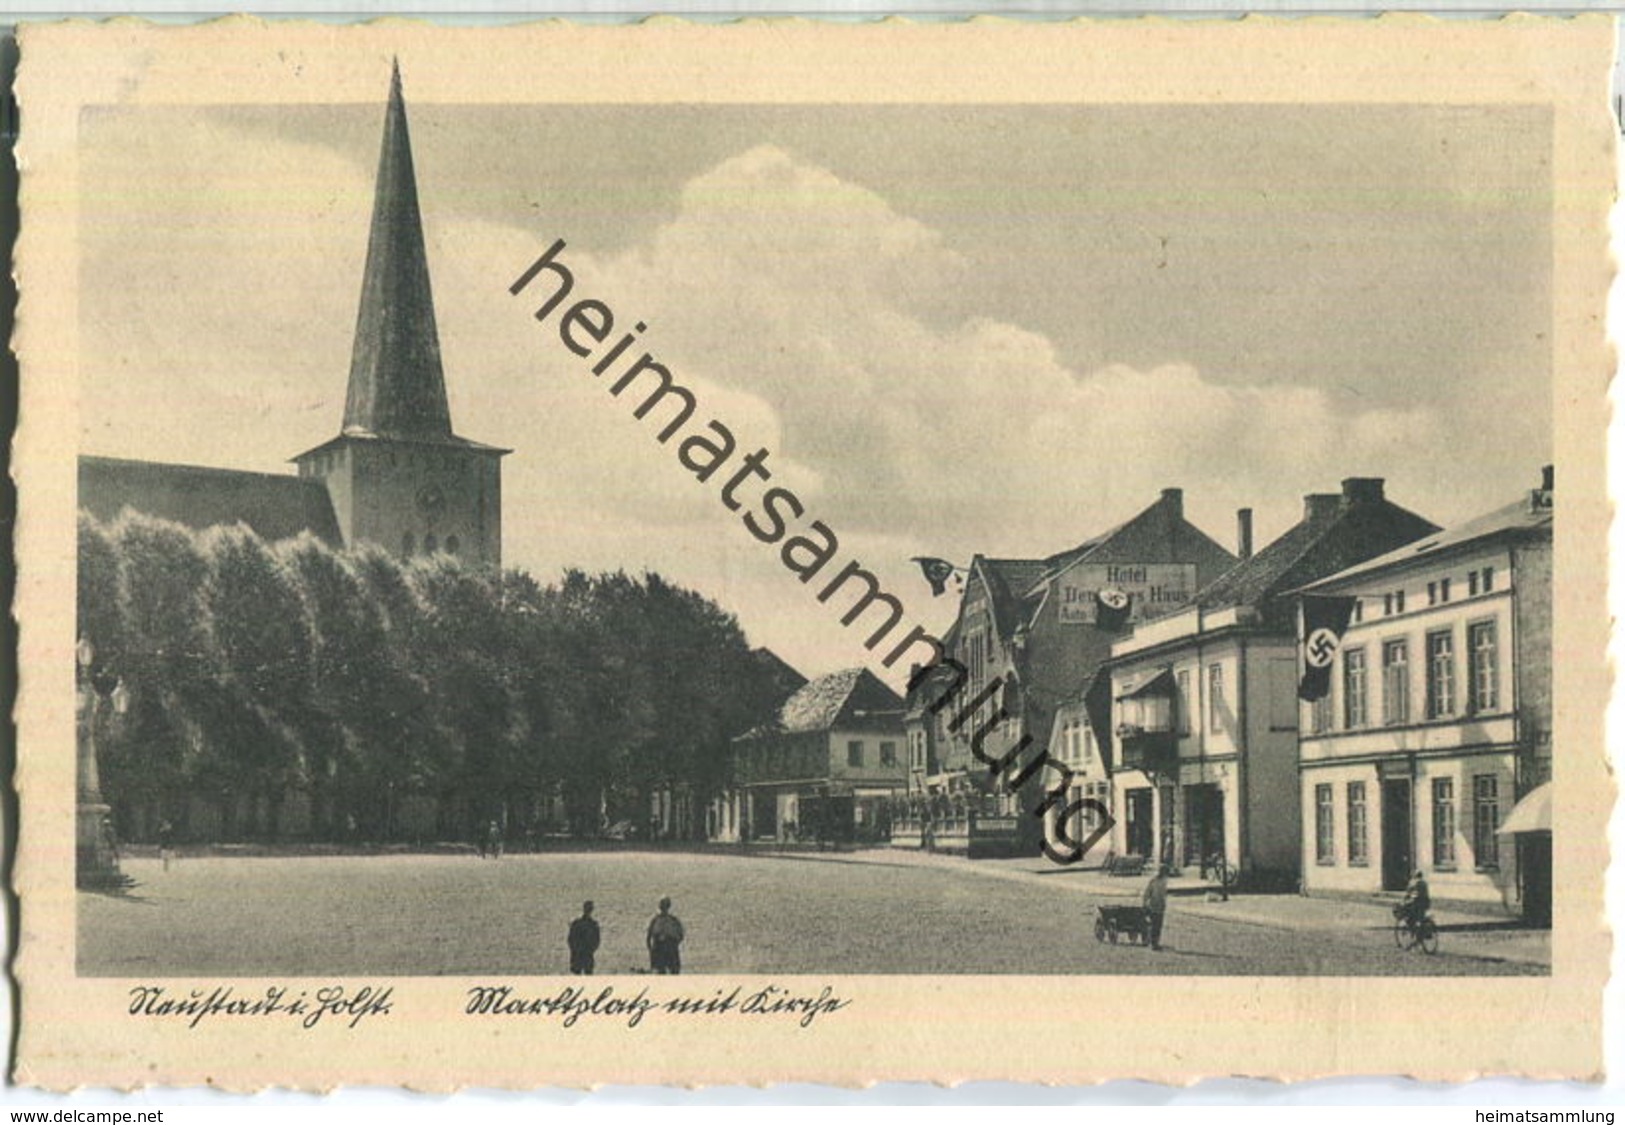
(1398, 869, 1431, 933)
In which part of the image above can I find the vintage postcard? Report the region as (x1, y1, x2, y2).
(11, 16, 1614, 1088)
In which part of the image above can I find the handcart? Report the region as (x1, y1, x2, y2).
(1094, 904, 1152, 945)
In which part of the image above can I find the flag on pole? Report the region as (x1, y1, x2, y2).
(1297, 595, 1358, 701)
(911, 557, 958, 597)
(1094, 587, 1133, 630)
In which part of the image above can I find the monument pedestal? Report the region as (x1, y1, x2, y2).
(76, 668, 127, 890)
(76, 798, 122, 889)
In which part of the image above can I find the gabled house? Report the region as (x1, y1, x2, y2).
(1106, 478, 1438, 883)
(715, 668, 906, 846)
(907, 487, 1237, 857)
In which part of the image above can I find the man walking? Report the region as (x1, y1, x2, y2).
(567, 901, 600, 975)
(1142, 864, 1171, 951)
(646, 896, 685, 975)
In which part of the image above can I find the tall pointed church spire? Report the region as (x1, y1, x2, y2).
(342, 60, 454, 440)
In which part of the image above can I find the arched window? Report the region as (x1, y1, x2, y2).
(445, 535, 460, 555)
(401, 532, 415, 556)
(425, 533, 439, 554)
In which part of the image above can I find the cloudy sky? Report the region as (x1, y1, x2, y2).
(78, 95, 1553, 681)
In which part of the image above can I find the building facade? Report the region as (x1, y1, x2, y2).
(1106, 478, 1438, 883)
(80, 64, 507, 565)
(714, 668, 906, 845)
(1110, 606, 1300, 879)
(903, 487, 1238, 857)
(1296, 468, 1553, 919)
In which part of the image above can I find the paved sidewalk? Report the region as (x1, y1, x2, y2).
(816, 847, 1552, 968)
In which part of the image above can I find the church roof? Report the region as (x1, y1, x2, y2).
(342, 61, 457, 444)
(293, 430, 510, 464)
(79, 455, 342, 545)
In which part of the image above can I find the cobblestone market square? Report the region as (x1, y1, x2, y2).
(79, 850, 1545, 978)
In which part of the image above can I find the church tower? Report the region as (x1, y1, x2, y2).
(294, 62, 508, 567)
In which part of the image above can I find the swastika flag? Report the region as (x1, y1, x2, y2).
(1094, 587, 1133, 631)
(911, 557, 959, 597)
(1297, 595, 1358, 701)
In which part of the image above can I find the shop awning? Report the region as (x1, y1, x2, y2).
(1497, 781, 1552, 835)
(1117, 668, 1175, 701)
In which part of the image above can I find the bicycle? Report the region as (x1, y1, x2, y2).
(1392, 905, 1440, 954)
(1201, 851, 1237, 898)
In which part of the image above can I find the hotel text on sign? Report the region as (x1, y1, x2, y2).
(1057, 563, 1197, 625)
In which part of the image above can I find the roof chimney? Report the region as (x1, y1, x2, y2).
(1304, 493, 1341, 521)
(1160, 488, 1183, 520)
(1236, 508, 1254, 560)
(1530, 464, 1554, 514)
(1341, 477, 1385, 506)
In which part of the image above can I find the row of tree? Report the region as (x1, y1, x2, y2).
(77, 512, 788, 844)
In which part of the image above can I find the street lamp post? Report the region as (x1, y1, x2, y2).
(75, 637, 127, 889)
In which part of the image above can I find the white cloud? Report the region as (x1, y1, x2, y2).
(498, 145, 1452, 560)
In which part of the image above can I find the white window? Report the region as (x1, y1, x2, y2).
(1469, 620, 1499, 713)
(1382, 639, 1409, 725)
(1347, 782, 1369, 866)
(1426, 630, 1455, 719)
(1315, 784, 1335, 865)
(1432, 777, 1456, 868)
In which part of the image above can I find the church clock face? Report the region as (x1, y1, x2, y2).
(416, 484, 445, 513)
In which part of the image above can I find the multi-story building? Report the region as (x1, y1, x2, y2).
(1107, 479, 1437, 882)
(1296, 468, 1552, 920)
(714, 668, 906, 845)
(903, 487, 1237, 857)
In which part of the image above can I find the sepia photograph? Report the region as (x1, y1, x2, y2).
(13, 17, 1612, 1086)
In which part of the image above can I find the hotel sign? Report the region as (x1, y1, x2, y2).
(1056, 563, 1197, 625)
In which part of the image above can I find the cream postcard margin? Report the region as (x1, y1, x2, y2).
(11, 16, 1615, 1088)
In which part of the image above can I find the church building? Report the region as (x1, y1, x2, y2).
(79, 63, 508, 565)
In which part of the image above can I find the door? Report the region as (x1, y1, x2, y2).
(1381, 778, 1413, 891)
(753, 791, 778, 839)
(1126, 788, 1154, 857)
(1183, 784, 1225, 867)
(1519, 832, 1552, 927)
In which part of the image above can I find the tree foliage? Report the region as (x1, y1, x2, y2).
(77, 512, 785, 844)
